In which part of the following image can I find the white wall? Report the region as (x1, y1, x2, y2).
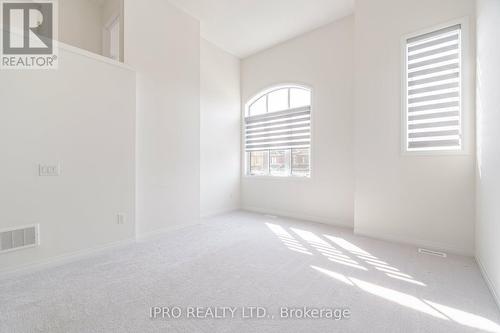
(200, 39, 241, 217)
(125, 0, 201, 236)
(241, 16, 355, 227)
(354, 0, 476, 255)
(59, 0, 103, 55)
(476, 0, 500, 309)
(0, 46, 136, 272)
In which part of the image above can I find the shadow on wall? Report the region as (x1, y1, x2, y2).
(58, 0, 124, 62)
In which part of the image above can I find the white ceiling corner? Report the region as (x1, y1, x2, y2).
(168, 0, 354, 58)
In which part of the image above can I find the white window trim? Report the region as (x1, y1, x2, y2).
(400, 17, 472, 156)
(241, 83, 314, 180)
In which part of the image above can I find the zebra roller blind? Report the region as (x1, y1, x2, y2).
(245, 88, 311, 152)
(405, 24, 462, 152)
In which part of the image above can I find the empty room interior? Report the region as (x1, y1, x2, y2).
(1, 0, 500, 332)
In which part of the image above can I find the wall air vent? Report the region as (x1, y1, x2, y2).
(418, 248, 447, 258)
(0, 225, 39, 254)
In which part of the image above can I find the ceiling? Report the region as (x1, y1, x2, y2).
(168, 0, 354, 58)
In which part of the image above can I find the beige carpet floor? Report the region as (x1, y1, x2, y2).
(1, 211, 499, 332)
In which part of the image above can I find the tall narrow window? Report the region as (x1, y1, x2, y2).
(245, 86, 311, 177)
(404, 24, 463, 152)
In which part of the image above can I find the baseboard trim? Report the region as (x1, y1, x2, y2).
(1, 221, 208, 278)
(476, 256, 500, 312)
(354, 227, 472, 257)
(242, 206, 353, 229)
(0, 238, 136, 279)
(200, 207, 240, 219)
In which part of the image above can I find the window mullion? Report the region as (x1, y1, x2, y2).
(287, 88, 291, 109)
(267, 149, 271, 176)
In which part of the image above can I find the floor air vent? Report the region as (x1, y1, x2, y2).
(0, 225, 39, 254)
(418, 248, 447, 258)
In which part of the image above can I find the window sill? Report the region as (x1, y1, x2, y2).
(242, 175, 312, 181)
(400, 148, 471, 157)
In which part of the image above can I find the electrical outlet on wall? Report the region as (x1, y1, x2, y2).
(117, 214, 125, 225)
(39, 164, 60, 176)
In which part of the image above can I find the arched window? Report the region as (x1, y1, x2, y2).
(244, 85, 312, 177)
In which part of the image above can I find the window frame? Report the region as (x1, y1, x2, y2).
(400, 17, 471, 156)
(242, 83, 314, 180)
